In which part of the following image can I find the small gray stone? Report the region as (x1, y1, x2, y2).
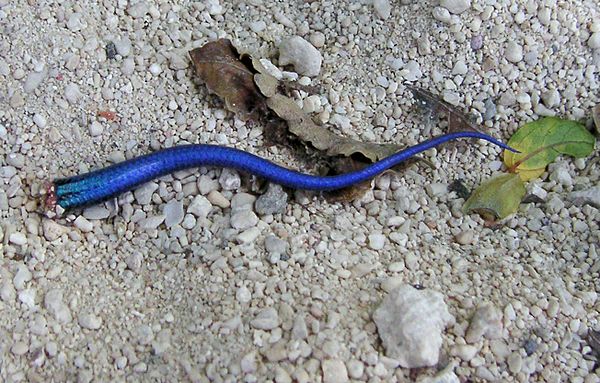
(89, 121, 103, 137)
(188, 195, 212, 218)
(24, 70, 47, 93)
(125, 252, 143, 273)
(134, 182, 158, 205)
(432, 7, 452, 23)
(440, 0, 471, 14)
(309, 32, 325, 48)
(67, 12, 86, 31)
(42, 219, 69, 241)
(163, 199, 184, 227)
(249, 20, 266, 33)
(114, 37, 132, 57)
(569, 186, 600, 208)
(507, 352, 523, 374)
(466, 304, 503, 343)
(152, 329, 171, 356)
(265, 234, 288, 255)
(483, 98, 497, 120)
(74, 216, 93, 232)
(541, 89, 560, 108)
(79, 313, 103, 329)
(322, 359, 349, 383)
(13, 264, 32, 290)
(138, 215, 165, 230)
(346, 360, 364, 380)
(403, 60, 422, 81)
(45, 289, 72, 323)
(550, 166, 573, 187)
(18, 288, 36, 309)
(505, 41, 524, 63)
(231, 193, 256, 211)
(137, 325, 154, 345)
(373, 0, 392, 19)
(292, 314, 308, 339)
(64, 83, 82, 104)
(452, 60, 468, 75)
(455, 230, 474, 245)
(250, 307, 280, 330)
(207, 190, 230, 208)
(368, 233, 386, 250)
(83, 205, 110, 220)
(11, 342, 28, 356)
(9, 232, 27, 246)
(230, 210, 258, 230)
(255, 184, 288, 215)
(426, 183, 447, 198)
(279, 36, 323, 77)
(168, 53, 188, 70)
(219, 169, 241, 191)
(588, 32, 600, 50)
(237, 227, 261, 244)
(236, 285, 252, 303)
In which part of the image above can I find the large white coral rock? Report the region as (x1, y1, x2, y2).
(373, 284, 454, 368)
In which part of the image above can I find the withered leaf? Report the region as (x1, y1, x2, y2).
(266, 94, 401, 162)
(189, 39, 266, 120)
(189, 39, 420, 200)
(407, 85, 482, 134)
(324, 158, 372, 202)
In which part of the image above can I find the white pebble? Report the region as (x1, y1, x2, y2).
(236, 286, 252, 303)
(432, 7, 452, 23)
(403, 60, 422, 81)
(33, 113, 47, 128)
(64, 83, 82, 104)
(231, 210, 259, 231)
(368, 233, 386, 250)
(439, 0, 471, 14)
(149, 63, 162, 75)
(9, 232, 27, 245)
(250, 307, 279, 330)
(18, 288, 36, 309)
(67, 12, 86, 31)
(505, 41, 523, 63)
(188, 195, 212, 218)
(163, 199, 184, 227)
(78, 313, 103, 330)
(89, 121, 103, 137)
(452, 59, 468, 75)
(74, 216, 93, 232)
(322, 359, 349, 383)
(279, 36, 322, 77)
(138, 215, 165, 230)
(24, 69, 47, 93)
(250, 21, 266, 33)
(373, 0, 392, 19)
(14, 265, 33, 290)
(588, 32, 600, 50)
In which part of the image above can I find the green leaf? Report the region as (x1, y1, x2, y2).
(504, 117, 596, 181)
(463, 173, 526, 220)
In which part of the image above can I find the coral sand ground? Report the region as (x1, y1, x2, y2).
(1, 1, 599, 382)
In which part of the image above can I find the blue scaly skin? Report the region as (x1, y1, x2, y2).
(49, 131, 517, 210)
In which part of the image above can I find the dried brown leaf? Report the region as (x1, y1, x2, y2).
(189, 39, 415, 201)
(266, 94, 401, 162)
(324, 158, 372, 202)
(407, 85, 482, 134)
(189, 39, 266, 120)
